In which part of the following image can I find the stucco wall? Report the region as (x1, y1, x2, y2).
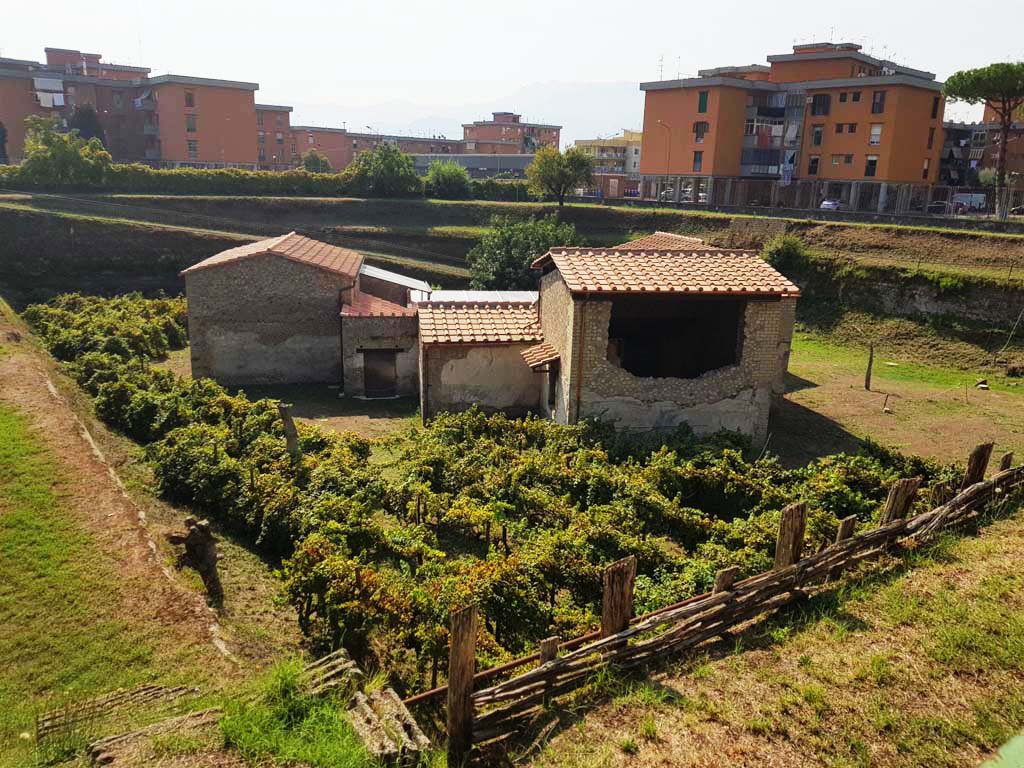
(186, 253, 350, 385)
(571, 295, 795, 441)
(421, 343, 540, 419)
(341, 315, 419, 397)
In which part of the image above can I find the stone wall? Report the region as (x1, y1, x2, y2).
(421, 343, 540, 420)
(574, 296, 796, 441)
(537, 270, 577, 421)
(341, 315, 419, 397)
(186, 254, 351, 385)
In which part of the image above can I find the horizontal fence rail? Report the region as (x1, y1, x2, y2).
(427, 444, 1021, 763)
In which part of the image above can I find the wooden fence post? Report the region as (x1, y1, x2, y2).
(712, 566, 740, 594)
(929, 481, 954, 507)
(879, 477, 922, 524)
(601, 556, 636, 637)
(277, 404, 302, 463)
(961, 443, 995, 490)
(447, 605, 477, 766)
(999, 452, 1014, 472)
(774, 503, 807, 569)
(539, 636, 561, 664)
(828, 515, 858, 581)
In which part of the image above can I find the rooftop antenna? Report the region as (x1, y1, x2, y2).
(658, 55, 664, 80)
(676, 55, 681, 79)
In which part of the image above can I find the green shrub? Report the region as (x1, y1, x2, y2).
(425, 160, 471, 199)
(762, 233, 811, 273)
(467, 214, 577, 289)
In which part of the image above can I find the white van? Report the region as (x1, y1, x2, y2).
(951, 192, 987, 211)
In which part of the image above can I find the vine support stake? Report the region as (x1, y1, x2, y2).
(447, 604, 478, 767)
(961, 443, 994, 490)
(277, 403, 302, 463)
(864, 343, 874, 391)
(774, 503, 807, 569)
(601, 556, 636, 638)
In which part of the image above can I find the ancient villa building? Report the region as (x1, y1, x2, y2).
(417, 232, 799, 441)
(182, 233, 425, 396)
(184, 231, 797, 440)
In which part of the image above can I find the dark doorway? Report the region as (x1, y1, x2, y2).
(607, 295, 746, 379)
(363, 349, 398, 398)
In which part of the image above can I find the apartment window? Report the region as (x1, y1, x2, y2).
(831, 154, 842, 166)
(307, 135, 314, 145)
(697, 90, 709, 113)
(258, 147, 266, 161)
(256, 112, 264, 127)
(184, 90, 195, 108)
(257, 131, 265, 145)
(112, 91, 123, 109)
(633, 147, 639, 156)
(847, 123, 857, 134)
(693, 151, 703, 173)
(839, 92, 848, 103)
(844, 154, 854, 165)
(812, 125, 823, 146)
(693, 121, 709, 143)
(864, 154, 878, 177)
(922, 157, 930, 179)
(928, 127, 936, 150)
(869, 124, 883, 146)
(931, 96, 940, 119)
(187, 139, 199, 160)
(811, 94, 831, 116)
(871, 91, 886, 114)
(808, 155, 820, 175)
(851, 91, 861, 103)
(276, 114, 283, 126)
(835, 123, 844, 134)
(276, 132, 284, 144)
(186, 114, 197, 133)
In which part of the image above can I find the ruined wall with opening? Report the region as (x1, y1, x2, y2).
(574, 295, 795, 440)
(341, 315, 419, 397)
(421, 343, 540, 420)
(537, 270, 578, 422)
(186, 254, 350, 385)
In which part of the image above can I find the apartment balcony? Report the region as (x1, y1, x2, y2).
(144, 148, 161, 160)
(133, 98, 157, 111)
(143, 123, 159, 136)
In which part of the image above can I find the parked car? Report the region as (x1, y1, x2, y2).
(1010, 205, 1024, 216)
(951, 192, 987, 212)
(928, 200, 969, 215)
(819, 198, 843, 211)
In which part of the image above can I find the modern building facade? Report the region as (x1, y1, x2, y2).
(463, 112, 561, 153)
(639, 43, 946, 207)
(574, 130, 642, 175)
(256, 104, 293, 170)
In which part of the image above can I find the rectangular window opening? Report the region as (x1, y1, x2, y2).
(606, 296, 745, 379)
(184, 90, 195, 108)
(697, 90, 709, 113)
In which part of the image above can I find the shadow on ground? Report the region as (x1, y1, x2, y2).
(768, 394, 864, 467)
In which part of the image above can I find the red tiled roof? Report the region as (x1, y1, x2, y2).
(615, 231, 708, 250)
(521, 342, 560, 369)
(341, 292, 417, 318)
(531, 249, 800, 297)
(181, 232, 363, 280)
(418, 302, 541, 344)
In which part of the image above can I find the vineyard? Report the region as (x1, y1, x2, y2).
(24, 294, 965, 696)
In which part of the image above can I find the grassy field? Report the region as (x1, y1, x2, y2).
(0, 404, 228, 766)
(529, 507, 1024, 768)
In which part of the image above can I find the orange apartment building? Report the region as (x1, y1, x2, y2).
(463, 112, 561, 152)
(256, 104, 293, 169)
(290, 126, 465, 169)
(639, 43, 946, 210)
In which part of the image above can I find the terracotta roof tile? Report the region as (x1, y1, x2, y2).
(531, 248, 800, 297)
(615, 231, 708, 250)
(418, 302, 541, 345)
(181, 232, 363, 280)
(521, 342, 560, 368)
(341, 292, 417, 318)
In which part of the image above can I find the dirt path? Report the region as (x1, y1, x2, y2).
(0, 312, 237, 676)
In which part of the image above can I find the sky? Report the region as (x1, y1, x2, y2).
(3, 0, 1022, 146)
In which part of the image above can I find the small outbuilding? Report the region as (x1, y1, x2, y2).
(182, 232, 426, 395)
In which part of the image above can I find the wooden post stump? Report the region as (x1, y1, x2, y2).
(827, 515, 858, 581)
(929, 481, 954, 507)
(447, 605, 477, 767)
(999, 452, 1014, 472)
(601, 556, 636, 637)
(879, 477, 921, 524)
(278, 404, 302, 463)
(774, 503, 807, 569)
(961, 443, 994, 490)
(712, 566, 740, 594)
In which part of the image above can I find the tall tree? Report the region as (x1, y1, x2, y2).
(525, 146, 593, 207)
(20, 115, 112, 185)
(944, 63, 1024, 217)
(301, 148, 332, 173)
(348, 143, 422, 198)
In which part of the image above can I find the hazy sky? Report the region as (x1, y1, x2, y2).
(3, 0, 1022, 145)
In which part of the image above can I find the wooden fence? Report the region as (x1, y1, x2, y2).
(417, 444, 1022, 765)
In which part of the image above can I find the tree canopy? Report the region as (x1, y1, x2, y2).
(945, 63, 1024, 210)
(20, 115, 112, 185)
(467, 214, 577, 290)
(426, 160, 471, 199)
(67, 105, 107, 145)
(347, 143, 422, 197)
(301, 148, 333, 173)
(525, 146, 593, 207)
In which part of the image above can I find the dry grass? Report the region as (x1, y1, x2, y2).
(529, 511, 1024, 768)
